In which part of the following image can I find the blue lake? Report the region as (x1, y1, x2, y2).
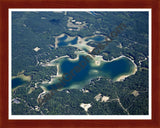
(12, 78, 27, 89)
(45, 54, 136, 91)
(57, 35, 78, 47)
(12, 34, 136, 91)
(85, 36, 105, 42)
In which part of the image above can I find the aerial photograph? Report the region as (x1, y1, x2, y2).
(10, 9, 150, 117)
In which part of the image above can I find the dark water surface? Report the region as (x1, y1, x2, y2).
(12, 78, 27, 89)
(46, 55, 135, 91)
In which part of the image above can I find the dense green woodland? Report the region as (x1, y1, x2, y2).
(12, 69, 148, 115)
(12, 11, 149, 115)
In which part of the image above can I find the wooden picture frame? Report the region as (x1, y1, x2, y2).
(0, 0, 160, 127)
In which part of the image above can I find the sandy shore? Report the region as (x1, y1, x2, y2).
(64, 36, 76, 42)
(42, 55, 69, 67)
(92, 55, 103, 66)
(54, 33, 65, 48)
(70, 36, 94, 53)
(116, 74, 130, 82)
(50, 55, 69, 63)
(116, 65, 137, 82)
(40, 86, 48, 92)
(101, 55, 138, 82)
(12, 74, 31, 92)
(12, 74, 31, 82)
(41, 32, 138, 90)
(42, 52, 138, 89)
(68, 55, 79, 61)
(54, 33, 104, 53)
(104, 55, 126, 63)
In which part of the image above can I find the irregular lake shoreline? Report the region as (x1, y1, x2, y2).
(40, 52, 137, 92)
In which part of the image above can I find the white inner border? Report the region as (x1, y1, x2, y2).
(9, 8, 152, 120)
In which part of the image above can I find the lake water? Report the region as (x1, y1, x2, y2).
(45, 54, 136, 91)
(85, 36, 105, 42)
(57, 35, 104, 47)
(12, 53, 136, 91)
(12, 77, 27, 89)
(12, 34, 136, 91)
(58, 35, 78, 47)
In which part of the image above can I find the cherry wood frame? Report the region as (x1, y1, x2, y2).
(0, 0, 160, 128)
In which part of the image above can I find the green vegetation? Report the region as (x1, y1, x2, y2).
(11, 11, 149, 115)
